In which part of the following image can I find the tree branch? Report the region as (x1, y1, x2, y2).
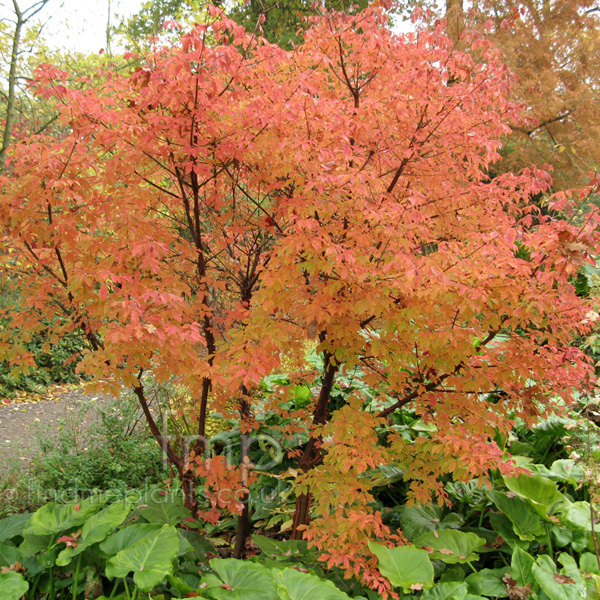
(511, 110, 573, 137)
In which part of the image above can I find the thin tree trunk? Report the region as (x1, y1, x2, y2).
(0, 1, 23, 170)
(291, 348, 338, 539)
(446, 0, 464, 46)
(231, 383, 254, 556)
(1, 0, 52, 171)
(232, 408, 251, 558)
(106, 0, 112, 57)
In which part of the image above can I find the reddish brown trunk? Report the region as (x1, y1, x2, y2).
(232, 395, 252, 556)
(290, 349, 338, 539)
(180, 471, 199, 517)
(291, 493, 311, 540)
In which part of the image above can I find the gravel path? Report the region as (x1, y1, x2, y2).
(0, 386, 111, 471)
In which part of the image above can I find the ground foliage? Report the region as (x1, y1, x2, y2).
(0, 279, 85, 397)
(0, 388, 167, 519)
(0, 4, 599, 593)
(29, 393, 167, 495)
(0, 320, 85, 396)
(0, 406, 600, 599)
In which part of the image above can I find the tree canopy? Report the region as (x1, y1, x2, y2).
(447, 0, 600, 190)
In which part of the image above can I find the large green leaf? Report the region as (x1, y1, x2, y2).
(562, 501, 593, 531)
(421, 581, 468, 599)
(400, 505, 463, 541)
(488, 513, 528, 550)
(548, 459, 584, 483)
(412, 530, 485, 564)
(18, 534, 52, 558)
(23, 498, 105, 536)
(586, 573, 600, 600)
(532, 554, 586, 600)
(166, 573, 199, 596)
(551, 525, 573, 547)
(487, 490, 546, 540)
(368, 542, 434, 591)
(511, 546, 535, 586)
(137, 495, 191, 525)
(558, 554, 586, 585)
(57, 501, 131, 566)
(439, 566, 466, 582)
(253, 535, 309, 560)
(465, 568, 509, 597)
(99, 523, 161, 556)
(369, 464, 405, 487)
(580, 553, 600, 575)
(0, 542, 19, 567)
(0, 571, 29, 600)
(179, 529, 216, 560)
(570, 528, 591, 553)
(207, 558, 279, 600)
(105, 524, 180, 591)
(278, 567, 352, 600)
(0, 513, 30, 542)
(176, 531, 194, 557)
(20, 556, 44, 578)
(503, 473, 568, 518)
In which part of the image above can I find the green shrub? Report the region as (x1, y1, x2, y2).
(30, 393, 168, 500)
(0, 460, 40, 519)
(0, 318, 87, 396)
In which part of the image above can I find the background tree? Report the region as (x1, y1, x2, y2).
(0, 0, 52, 169)
(1, 5, 599, 592)
(227, 0, 370, 48)
(119, 0, 372, 49)
(0, 1, 143, 396)
(0, 0, 132, 168)
(485, 0, 600, 190)
(437, 0, 600, 190)
(118, 0, 214, 43)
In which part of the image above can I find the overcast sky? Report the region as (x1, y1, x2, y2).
(1, 0, 144, 54)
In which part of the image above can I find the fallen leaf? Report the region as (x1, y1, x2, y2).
(554, 574, 576, 584)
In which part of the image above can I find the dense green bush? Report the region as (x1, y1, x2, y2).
(1, 347, 599, 598)
(30, 394, 168, 496)
(0, 274, 87, 396)
(1, 442, 600, 600)
(0, 319, 87, 396)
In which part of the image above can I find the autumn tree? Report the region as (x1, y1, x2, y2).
(440, 0, 600, 190)
(0, 2, 141, 391)
(1, 5, 599, 593)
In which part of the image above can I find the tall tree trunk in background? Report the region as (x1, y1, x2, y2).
(446, 0, 464, 47)
(0, 1, 24, 171)
(106, 0, 112, 57)
(0, 0, 51, 171)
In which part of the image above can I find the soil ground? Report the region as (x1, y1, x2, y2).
(0, 385, 110, 471)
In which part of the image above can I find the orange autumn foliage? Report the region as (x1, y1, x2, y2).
(1, 5, 599, 593)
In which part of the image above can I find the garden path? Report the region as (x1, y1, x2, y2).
(0, 385, 108, 471)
